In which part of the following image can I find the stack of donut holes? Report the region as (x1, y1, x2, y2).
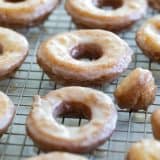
(0, 0, 159, 160)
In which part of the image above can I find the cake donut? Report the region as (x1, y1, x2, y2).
(0, 91, 15, 137)
(0, 27, 29, 79)
(65, 0, 147, 31)
(26, 152, 88, 160)
(151, 109, 160, 140)
(0, 0, 59, 28)
(114, 68, 156, 111)
(136, 16, 160, 62)
(37, 30, 133, 86)
(26, 87, 117, 153)
(126, 139, 160, 160)
(149, 0, 160, 10)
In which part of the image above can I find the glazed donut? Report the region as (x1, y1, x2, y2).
(0, 27, 29, 79)
(114, 68, 156, 111)
(149, 0, 160, 10)
(26, 87, 117, 153)
(0, 0, 59, 28)
(26, 152, 88, 160)
(37, 30, 133, 86)
(65, 0, 147, 31)
(126, 139, 160, 160)
(0, 91, 15, 137)
(151, 109, 160, 140)
(136, 16, 160, 62)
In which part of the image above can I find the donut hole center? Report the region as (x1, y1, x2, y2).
(54, 101, 91, 127)
(71, 43, 103, 62)
(5, 0, 25, 2)
(93, 0, 123, 10)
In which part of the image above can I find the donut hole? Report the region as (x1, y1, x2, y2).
(54, 101, 91, 126)
(5, 0, 25, 2)
(93, 0, 123, 10)
(71, 43, 103, 61)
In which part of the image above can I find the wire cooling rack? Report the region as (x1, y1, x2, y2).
(0, 1, 160, 160)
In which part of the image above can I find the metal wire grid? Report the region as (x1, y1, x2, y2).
(0, 1, 160, 160)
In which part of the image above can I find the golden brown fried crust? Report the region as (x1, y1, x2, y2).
(65, 0, 147, 32)
(37, 30, 133, 86)
(136, 16, 160, 63)
(0, 0, 59, 28)
(26, 87, 117, 153)
(71, 16, 135, 32)
(114, 68, 156, 111)
(27, 126, 112, 153)
(126, 139, 160, 160)
(37, 55, 123, 86)
(151, 109, 160, 140)
(0, 27, 29, 80)
(136, 30, 160, 63)
(0, 11, 51, 28)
